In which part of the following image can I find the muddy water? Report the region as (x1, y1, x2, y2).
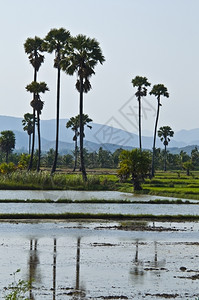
(0, 221, 199, 299)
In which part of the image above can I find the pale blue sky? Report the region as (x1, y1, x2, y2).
(0, 0, 198, 134)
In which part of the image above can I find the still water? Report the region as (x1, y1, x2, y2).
(1, 202, 199, 215)
(0, 221, 199, 299)
(0, 189, 189, 202)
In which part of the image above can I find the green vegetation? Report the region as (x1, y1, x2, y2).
(0, 212, 199, 221)
(3, 269, 31, 300)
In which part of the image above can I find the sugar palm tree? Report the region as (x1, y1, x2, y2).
(150, 84, 169, 177)
(66, 114, 92, 171)
(43, 28, 71, 174)
(158, 126, 174, 171)
(131, 76, 151, 151)
(62, 34, 105, 181)
(24, 36, 44, 170)
(22, 113, 35, 154)
(26, 81, 49, 171)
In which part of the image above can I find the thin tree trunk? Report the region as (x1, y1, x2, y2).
(138, 96, 142, 151)
(79, 77, 87, 182)
(28, 108, 35, 171)
(28, 63, 37, 171)
(151, 97, 160, 177)
(51, 65, 61, 174)
(164, 143, 167, 171)
(37, 111, 41, 172)
(29, 134, 31, 155)
(76, 237, 80, 292)
(73, 137, 78, 172)
(6, 151, 8, 164)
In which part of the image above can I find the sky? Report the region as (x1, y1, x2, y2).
(0, 0, 199, 136)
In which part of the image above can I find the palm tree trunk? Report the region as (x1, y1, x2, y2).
(73, 138, 78, 172)
(29, 134, 31, 155)
(37, 111, 41, 172)
(138, 96, 142, 151)
(151, 97, 160, 177)
(28, 108, 35, 171)
(79, 77, 87, 182)
(28, 65, 37, 171)
(51, 65, 61, 174)
(164, 143, 167, 171)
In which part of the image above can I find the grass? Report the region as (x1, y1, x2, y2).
(2, 169, 199, 200)
(0, 199, 196, 204)
(1, 212, 199, 221)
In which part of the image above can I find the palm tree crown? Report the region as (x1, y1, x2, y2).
(158, 126, 174, 146)
(149, 84, 169, 101)
(62, 34, 105, 90)
(24, 36, 44, 72)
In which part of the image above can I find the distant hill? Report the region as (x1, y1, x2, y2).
(0, 115, 199, 154)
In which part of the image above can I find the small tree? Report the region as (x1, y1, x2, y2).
(118, 148, 151, 191)
(22, 113, 35, 154)
(158, 126, 174, 171)
(66, 114, 92, 171)
(0, 130, 15, 163)
(182, 160, 193, 176)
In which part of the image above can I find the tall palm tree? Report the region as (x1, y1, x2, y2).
(24, 36, 44, 170)
(43, 28, 71, 174)
(131, 76, 151, 151)
(26, 81, 49, 171)
(22, 113, 35, 154)
(150, 84, 169, 177)
(62, 34, 105, 181)
(66, 114, 92, 171)
(158, 126, 174, 171)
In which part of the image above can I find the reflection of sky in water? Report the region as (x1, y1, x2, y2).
(0, 190, 195, 202)
(0, 202, 199, 216)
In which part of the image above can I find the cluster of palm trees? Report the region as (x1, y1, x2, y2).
(24, 28, 105, 180)
(132, 76, 173, 176)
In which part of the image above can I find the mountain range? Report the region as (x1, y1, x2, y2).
(0, 115, 199, 155)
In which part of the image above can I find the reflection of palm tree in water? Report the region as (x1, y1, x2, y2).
(28, 239, 40, 300)
(72, 237, 87, 300)
(147, 241, 166, 269)
(53, 238, 57, 300)
(130, 240, 145, 278)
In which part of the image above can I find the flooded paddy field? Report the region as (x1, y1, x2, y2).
(0, 221, 199, 299)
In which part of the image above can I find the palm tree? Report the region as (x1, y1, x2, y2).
(22, 113, 35, 154)
(150, 84, 169, 177)
(62, 34, 105, 181)
(158, 126, 174, 171)
(24, 36, 44, 170)
(131, 76, 151, 151)
(26, 81, 49, 171)
(66, 114, 92, 171)
(43, 28, 71, 174)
